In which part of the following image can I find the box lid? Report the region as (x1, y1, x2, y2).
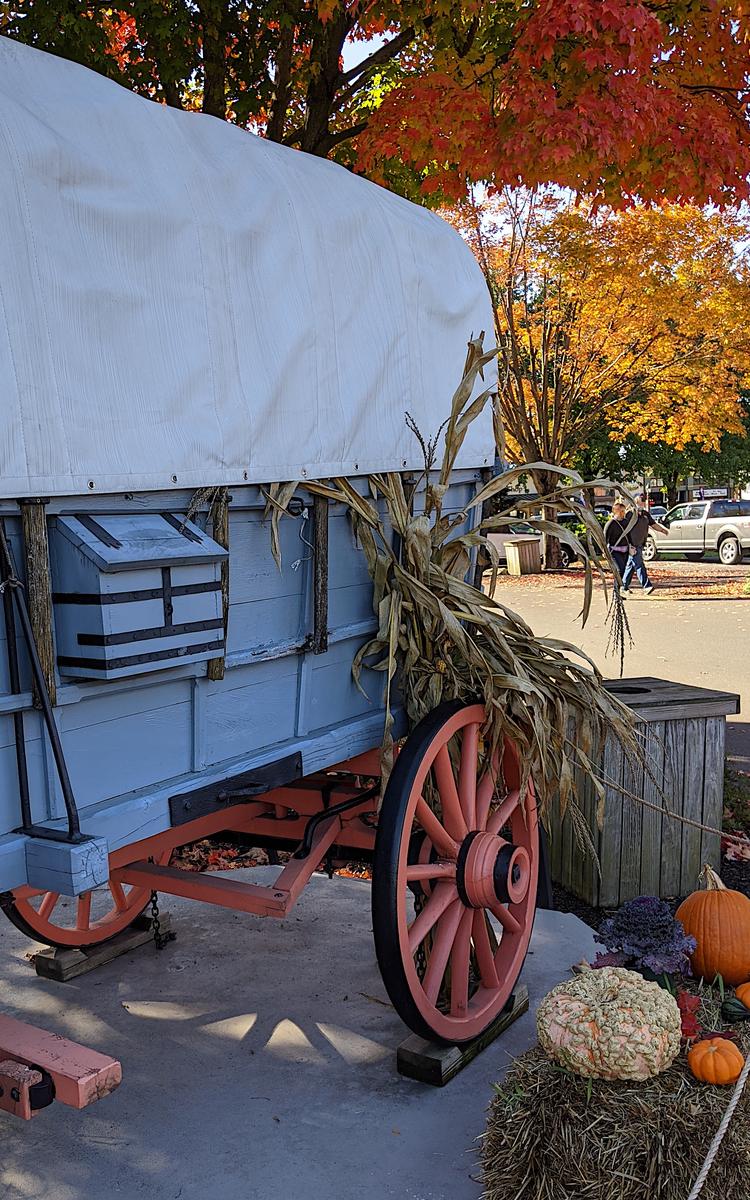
(55, 513, 228, 572)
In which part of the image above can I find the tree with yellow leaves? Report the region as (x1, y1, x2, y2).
(456, 193, 750, 546)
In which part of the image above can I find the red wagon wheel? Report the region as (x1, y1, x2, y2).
(2, 848, 172, 949)
(372, 700, 538, 1044)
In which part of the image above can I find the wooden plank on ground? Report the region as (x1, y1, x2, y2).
(34, 914, 173, 982)
(396, 986, 529, 1086)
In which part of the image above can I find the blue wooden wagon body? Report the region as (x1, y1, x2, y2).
(0, 474, 481, 895)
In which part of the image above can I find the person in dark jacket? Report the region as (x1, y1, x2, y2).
(604, 501, 630, 579)
(622, 494, 666, 595)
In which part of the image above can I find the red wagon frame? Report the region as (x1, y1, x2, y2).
(4, 702, 543, 1046)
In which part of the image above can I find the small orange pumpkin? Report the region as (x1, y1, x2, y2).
(735, 982, 750, 1010)
(688, 1037, 745, 1086)
(675, 864, 750, 986)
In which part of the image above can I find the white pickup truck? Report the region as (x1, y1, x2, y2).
(643, 499, 750, 565)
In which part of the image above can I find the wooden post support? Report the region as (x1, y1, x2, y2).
(207, 487, 229, 681)
(396, 985, 529, 1086)
(19, 498, 57, 707)
(312, 492, 329, 655)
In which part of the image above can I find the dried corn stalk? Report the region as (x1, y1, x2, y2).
(269, 336, 644, 838)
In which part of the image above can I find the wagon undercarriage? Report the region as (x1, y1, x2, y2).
(3, 705, 541, 1046)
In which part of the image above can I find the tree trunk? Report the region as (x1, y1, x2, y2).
(666, 470, 680, 507)
(532, 470, 563, 571)
(266, 23, 294, 143)
(199, 1, 226, 119)
(300, 11, 352, 155)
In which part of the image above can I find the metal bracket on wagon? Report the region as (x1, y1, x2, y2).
(168, 752, 304, 825)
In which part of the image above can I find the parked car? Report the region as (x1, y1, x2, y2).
(486, 521, 543, 561)
(487, 513, 592, 569)
(649, 505, 668, 520)
(643, 499, 750, 564)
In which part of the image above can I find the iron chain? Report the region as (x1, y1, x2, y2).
(147, 888, 174, 950)
(413, 890, 427, 980)
(148, 886, 176, 951)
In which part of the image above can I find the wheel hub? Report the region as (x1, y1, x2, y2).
(456, 830, 530, 909)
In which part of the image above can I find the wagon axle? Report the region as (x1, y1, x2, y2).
(455, 831, 531, 910)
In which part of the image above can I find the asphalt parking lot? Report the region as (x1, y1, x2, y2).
(492, 555, 750, 768)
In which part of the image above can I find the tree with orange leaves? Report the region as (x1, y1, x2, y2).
(453, 190, 750, 557)
(3, 2, 750, 208)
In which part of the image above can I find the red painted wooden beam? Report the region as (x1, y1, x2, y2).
(0, 1014, 121, 1110)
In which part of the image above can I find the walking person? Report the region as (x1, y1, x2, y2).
(604, 501, 630, 579)
(622, 494, 668, 595)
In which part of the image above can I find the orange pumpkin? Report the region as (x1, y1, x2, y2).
(676, 864, 750, 986)
(735, 982, 750, 1009)
(688, 1037, 745, 1086)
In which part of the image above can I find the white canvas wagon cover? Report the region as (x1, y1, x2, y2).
(0, 38, 495, 501)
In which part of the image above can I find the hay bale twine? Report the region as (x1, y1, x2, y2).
(481, 1025, 750, 1200)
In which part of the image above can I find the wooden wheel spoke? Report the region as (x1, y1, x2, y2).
(450, 909, 473, 1017)
(109, 879, 129, 912)
(458, 723, 479, 831)
(487, 789, 521, 835)
(491, 903, 522, 936)
(415, 797, 459, 860)
(405, 862, 456, 883)
(475, 767, 499, 831)
(38, 892, 60, 921)
(471, 910, 500, 990)
(422, 899, 464, 1005)
(407, 880, 457, 954)
(76, 891, 92, 931)
(433, 746, 468, 841)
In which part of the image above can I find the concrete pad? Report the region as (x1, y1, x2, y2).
(0, 868, 596, 1200)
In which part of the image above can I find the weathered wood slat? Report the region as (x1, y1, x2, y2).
(549, 793, 562, 884)
(659, 720, 685, 898)
(312, 494, 329, 655)
(561, 772, 574, 892)
(679, 717, 706, 895)
(206, 488, 230, 682)
(639, 720, 665, 896)
(619, 740, 644, 904)
(20, 500, 56, 708)
(597, 736, 624, 908)
(700, 716, 725, 875)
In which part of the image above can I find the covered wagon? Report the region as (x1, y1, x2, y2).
(0, 38, 540, 1045)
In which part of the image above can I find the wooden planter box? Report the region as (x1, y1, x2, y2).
(549, 677, 741, 907)
(505, 536, 541, 576)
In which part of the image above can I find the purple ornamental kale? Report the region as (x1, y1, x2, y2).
(593, 895, 696, 976)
